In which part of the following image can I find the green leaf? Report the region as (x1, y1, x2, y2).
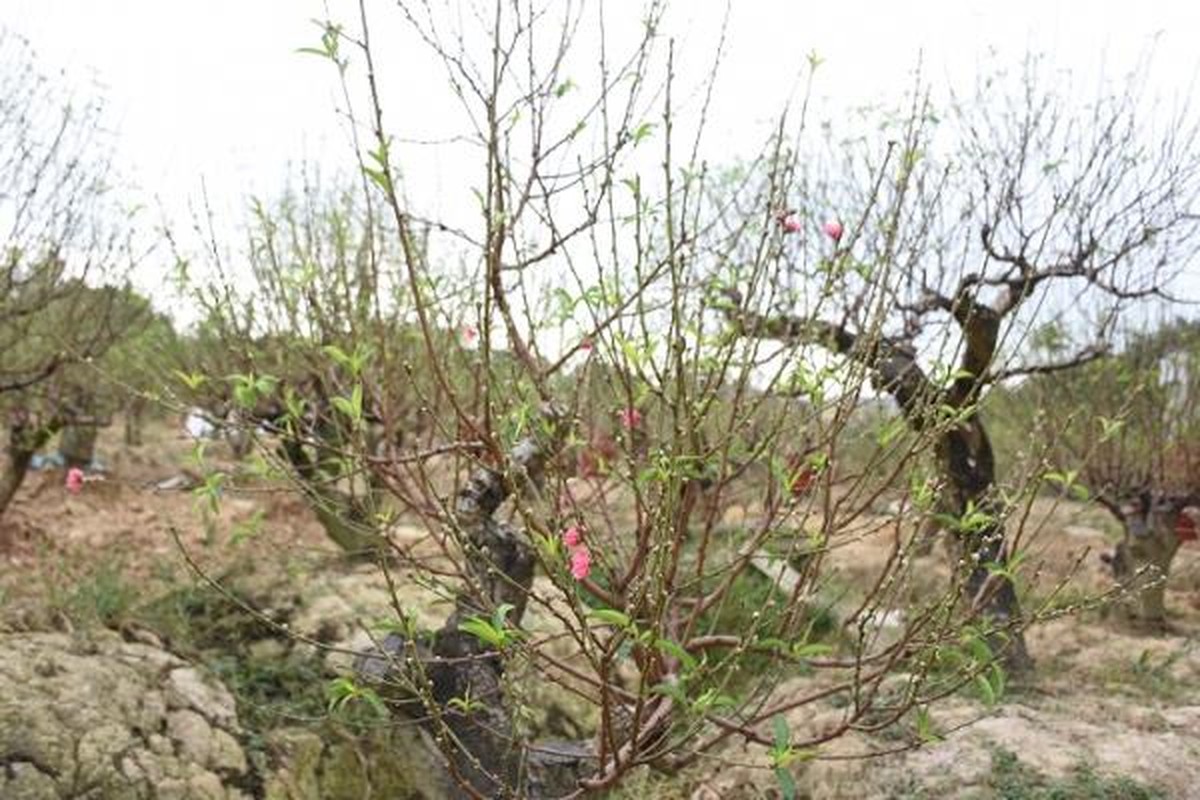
(691, 688, 735, 712)
(631, 122, 655, 145)
(459, 617, 506, 649)
(363, 166, 392, 194)
(974, 673, 997, 706)
(655, 637, 698, 672)
(331, 384, 364, 423)
(772, 715, 790, 752)
(649, 681, 688, 703)
(491, 602, 517, 632)
(588, 608, 632, 630)
(792, 642, 833, 661)
(915, 706, 942, 743)
(173, 369, 207, 391)
(775, 767, 798, 800)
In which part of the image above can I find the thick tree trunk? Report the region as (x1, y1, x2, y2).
(935, 415, 1032, 670)
(723, 297, 1032, 671)
(278, 438, 386, 557)
(124, 396, 145, 447)
(0, 447, 34, 517)
(0, 415, 57, 518)
(356, 411, 596, 798)
(1102, 497, 1187, 628)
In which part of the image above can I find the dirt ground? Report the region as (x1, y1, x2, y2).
(2, 418, 1199, 798)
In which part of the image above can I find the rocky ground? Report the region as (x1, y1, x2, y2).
(2, 420, 1198, 798)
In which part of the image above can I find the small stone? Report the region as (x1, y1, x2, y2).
(187, 769, 227, 800)
(166, 667, 237, 726)
(167, 709, 215, 766)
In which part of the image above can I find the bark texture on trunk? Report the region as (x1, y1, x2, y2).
(277, 437, 387, 557)
(1101, 495, 1191, 628)
(356, 410, 597, 799)
(124, 396, 145, 447)
(0, 414, 58, 518)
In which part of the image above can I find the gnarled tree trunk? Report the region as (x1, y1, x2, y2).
(1100, 493, 1195, 628)
(356, 410, 598, 798)
(724, 294, 1032, 671)
(0, 411, 60, 517)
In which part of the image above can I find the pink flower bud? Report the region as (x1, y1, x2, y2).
(65, 467, 84, 494)
(562, 525, 583, 548)
(462, 325, 478, 344)
(618, 407, 642, 430)
(822, 220, 844, 243)
(579, 338, 594, 352)
(778, 213, 803, 234)
(570, 546, 592, 580)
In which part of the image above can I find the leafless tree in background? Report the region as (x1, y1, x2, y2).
(0, 29, 140, 515)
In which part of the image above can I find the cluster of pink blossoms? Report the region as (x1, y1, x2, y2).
(776, 212, 844, 244)
(561, 524, 591, 580)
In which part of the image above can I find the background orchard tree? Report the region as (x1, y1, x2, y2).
(0, 30, 141, 515)
(97, 294, 179, 447)
(169, 178, 470, 555)
(1009, 318, 1200, 627)
(721, 55, 1200, 669)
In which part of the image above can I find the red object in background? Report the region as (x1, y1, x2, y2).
(790, 468, 815, 497)
(787, 454, 816, 498)
(1176, 511, 1198, 543)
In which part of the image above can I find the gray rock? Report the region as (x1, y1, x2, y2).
(0, 630, 249, 799)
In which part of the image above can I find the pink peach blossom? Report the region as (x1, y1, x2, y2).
(65, 467, 84, 494)
(569, 546, 592, 580)
(462, 325, 478, 344)
(778, 213, 803, 234)
(822, 220, 844, 243)
(562, 525, 583, 548)
(579, 338, 594, 352)
(618, 407, 642, 430)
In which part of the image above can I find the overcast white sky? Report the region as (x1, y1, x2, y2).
(5, 1, 1200, 303)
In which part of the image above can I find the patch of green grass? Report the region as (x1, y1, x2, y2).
(888, 747, 1166, 799)
(63, 557, 138, 626)
(133, 576, 330, 732)
(1094, 647, 1191, 703)
(208, 650, 329, 731)
(133, 574, 276, 651)
(985, 747, 1165, 800)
